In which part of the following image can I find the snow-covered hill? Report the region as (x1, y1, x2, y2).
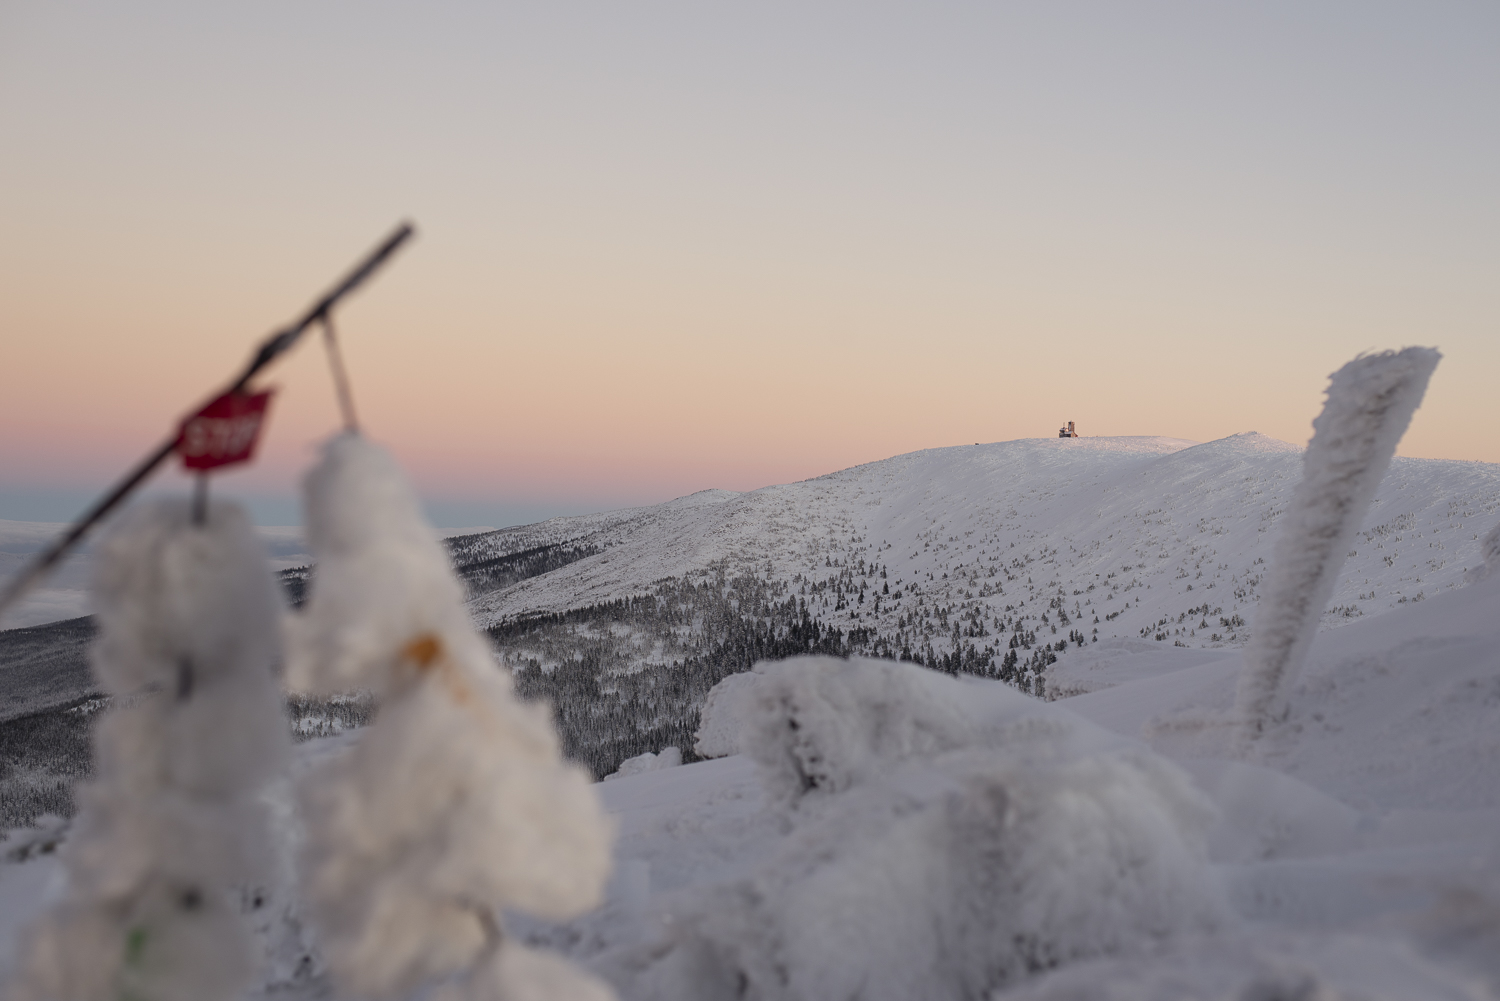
(465, 432, 1499, 665)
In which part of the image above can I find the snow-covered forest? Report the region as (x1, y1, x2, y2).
(3, 349, 1500, 999)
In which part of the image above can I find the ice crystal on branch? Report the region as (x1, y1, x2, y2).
(1236, 347, 1441, 744)
(288, 434, 614, 1001)
(12, 500, 291, 1001)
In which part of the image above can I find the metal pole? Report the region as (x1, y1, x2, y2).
(0, 221, 416, 622)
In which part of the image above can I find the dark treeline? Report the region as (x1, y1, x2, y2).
(451, 542, 601, 596)
(0, 696, 102, 830)
(490, 571, 854, 780)
(487, 566, 1034, 780)
(0, 692, 385, 831)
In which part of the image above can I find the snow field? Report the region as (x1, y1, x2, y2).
(603, 746, 682, 781)
(2, 402, 1498, 1000)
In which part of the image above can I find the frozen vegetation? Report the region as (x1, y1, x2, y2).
(286, 435, 614, 1001)
(517, 565, 1500, 999)
(1236, 347, 1440, 742)
(11, 500, 291, 1001)
(618, 658, 1226, 1001)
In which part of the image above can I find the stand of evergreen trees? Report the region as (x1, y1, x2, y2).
(488, 566, 1029, 779)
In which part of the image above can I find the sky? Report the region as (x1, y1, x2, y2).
(2, 1, 1497, 528)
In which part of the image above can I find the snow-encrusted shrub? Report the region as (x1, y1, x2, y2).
(1236, 347, 1440, 744)
(286, 433, 473, 696)
(739, 656, 994, 806)
(11, 500, 291, 1001)
(287, 434, 614, 1001)
(620, 656, 1222, 1001)
(693, 671, 762, 759)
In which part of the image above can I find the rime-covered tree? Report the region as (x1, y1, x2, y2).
(285, 433, 614, 1001)
(12, 501, 291, 1001)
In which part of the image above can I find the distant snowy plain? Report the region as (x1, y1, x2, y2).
(3, 433, 1500, 999)
(0, 523, 312, 630)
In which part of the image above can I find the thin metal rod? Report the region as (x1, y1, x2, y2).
(321, 316, 361, 433)
(192, 474, 209, 526)
(0, 437, 177, 621)
(0, 221, 416, 623)
(231, 222, 414, 394)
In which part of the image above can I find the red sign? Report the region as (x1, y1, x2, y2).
(177, 390, 273, 470)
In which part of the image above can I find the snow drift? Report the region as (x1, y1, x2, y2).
(287, 434, 614, 1001)
(11, 500, 291, 1001)
(607, 657, 1223, 1001)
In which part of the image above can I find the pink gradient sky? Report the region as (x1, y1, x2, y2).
(3, 2, 1497, 527)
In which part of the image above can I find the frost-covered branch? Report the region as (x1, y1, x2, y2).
(12, 501, 291, 1001)
(287, 434, 614, 1001)
(1235, 347, 1440, 745)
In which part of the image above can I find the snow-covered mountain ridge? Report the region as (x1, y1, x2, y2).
(462, 432, 1499, 669)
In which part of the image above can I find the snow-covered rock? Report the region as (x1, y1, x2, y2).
(603, 747, 682, 782)
(694, 673, 762, 758)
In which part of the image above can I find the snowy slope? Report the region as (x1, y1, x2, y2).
(466, 433, 1500, 668)
(508, 572, 1500, 1000)
(1067, 571, 1500, 815)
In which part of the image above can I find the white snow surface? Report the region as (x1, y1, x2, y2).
(599, 657, 1226, 1001)
(602, 747, 682, 782)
